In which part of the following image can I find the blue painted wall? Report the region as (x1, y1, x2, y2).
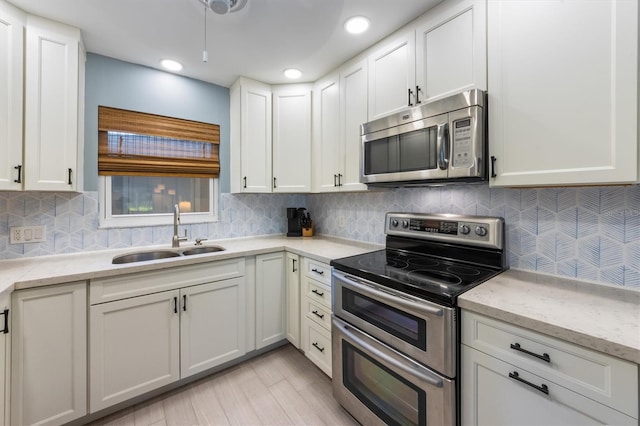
(83, 53, 231, 192)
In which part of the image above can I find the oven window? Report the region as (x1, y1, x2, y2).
(343, 341, 426, 426)
(364, 127, 438, 175)
(342, 288, 427, 350)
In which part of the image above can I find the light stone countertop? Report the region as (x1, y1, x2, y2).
(0, 234, 382, 295)
(458, 269, 640, 364)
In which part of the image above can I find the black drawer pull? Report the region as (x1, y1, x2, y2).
(312, 342, 325, 352)
(312, 310, 325, 319)
(311, 268, 324, 275)
(0, 309, 8, 334)
(509, 371, 549, 395)
(510, 343, 551, 363)
(311, 289, 324, 297)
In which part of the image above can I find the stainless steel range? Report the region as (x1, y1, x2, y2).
(331, 212, 506, 426)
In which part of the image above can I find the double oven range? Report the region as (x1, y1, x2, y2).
(331, 212, 506, 425)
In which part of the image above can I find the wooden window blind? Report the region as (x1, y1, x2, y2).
(98, 106, 220, 178)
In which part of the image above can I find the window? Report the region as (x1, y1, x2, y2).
(97, 106, 220, 228)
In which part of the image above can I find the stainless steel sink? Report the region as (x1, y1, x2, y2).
(112, 250, 182, 264)
(181, 246, 225, 256)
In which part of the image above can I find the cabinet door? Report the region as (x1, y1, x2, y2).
(0, 1, 24, 191)
(488, 0, 638, 186)
(272, 86, 312, 193)
(239, 78, 272, 193)
(339, 57, 368, 192)
(90, 290, 180, 413)
(313, 72, 342, 192)
(180, 278, 246, 378)
(0, 293, 9, 426)
(255, 252, 286, 349)
(11, 282, 87, 426)
(24, 15, 81, 191)
(461, 346, 637, 426)
(367, 27, 416, 120)
(285, 252, 300, 348)
(415, 0, 486, 103)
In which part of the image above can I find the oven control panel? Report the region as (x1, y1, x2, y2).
(386, 212, 504, 250)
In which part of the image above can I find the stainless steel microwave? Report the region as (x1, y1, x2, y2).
(361, 89, 486, 186)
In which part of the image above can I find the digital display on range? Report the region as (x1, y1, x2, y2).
(409, 219, 458, 234)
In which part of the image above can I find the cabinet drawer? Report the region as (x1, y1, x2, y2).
(304, 299, 331, 330)
(90, 258, 245, 304)
(462, 311, 638, 418)
(305, 280, 331, 309)
(305, 321, 332, 377)
(303, 258, 331, 285)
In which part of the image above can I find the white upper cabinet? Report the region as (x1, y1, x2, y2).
(488, 0, 639, 187)
(313, 72, 342, 192)
(367, 28, 416, 120)
(0, 0, 24, 191)
(230, 77, 273, 193)
(24, 15, 84, 192)
(415, 0, 487, 103)
(272, 85, 312, 193)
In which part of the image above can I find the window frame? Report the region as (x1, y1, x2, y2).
(98, 175, 219, 229)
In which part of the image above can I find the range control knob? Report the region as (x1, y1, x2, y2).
(391, 219, 399, 227)
(459, 225, 470, 235)
(401, 220, 409, 228)
(475, 226, 488, 237)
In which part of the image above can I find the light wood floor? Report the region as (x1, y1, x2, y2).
(87, 344, 359, 426)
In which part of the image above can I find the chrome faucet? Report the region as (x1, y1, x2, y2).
(172, 204, 188, 248)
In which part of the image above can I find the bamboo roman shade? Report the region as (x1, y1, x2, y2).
(98, 106, 220, 178)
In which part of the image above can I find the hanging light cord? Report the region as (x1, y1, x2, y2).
(202, 4, 208, 62)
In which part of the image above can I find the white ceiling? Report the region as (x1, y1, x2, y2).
(8, 0, 442, 87)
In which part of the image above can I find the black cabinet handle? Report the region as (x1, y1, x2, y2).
(311, 289, 325, 297)
(14, 165, 22, 184)
(292, 258, 297, 273)
(243, 176, 247, 188)
(333, 174, 338, 187)
(173, 297, 178, 314)
(508, 371, 549, 395)
(0, 309, 8, 334)
(68, 168, 73, 185)
(490, 156, 497, 178)
(415, 85, 422, 104)
(311, 268, 324, 275)
(510, 343, 551, 363)
(312, 310, 325, 319)
(273, 177, 277, 189)
(407, 88, 414, 107)
(183, 294, 187, 311)
(338, 173, 343, 186)
(312, 342, 325, 352)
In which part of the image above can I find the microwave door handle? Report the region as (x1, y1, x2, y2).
(334, 319, 444, 388)
(437, 123, 449, 170)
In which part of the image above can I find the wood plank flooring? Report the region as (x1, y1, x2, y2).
(87, 344, 359, 426)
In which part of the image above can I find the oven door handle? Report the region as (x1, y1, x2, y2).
(337, 273, 444, 317)
(335, 319, 444, 388)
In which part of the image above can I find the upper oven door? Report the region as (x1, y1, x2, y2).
(332, 270, 456, 378)
(361, 113, 450, 184)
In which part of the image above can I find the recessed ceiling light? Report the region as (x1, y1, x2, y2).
(344, 16, 370, 34)
(284, 68, 302, 79)
(160, 59, 183, 72)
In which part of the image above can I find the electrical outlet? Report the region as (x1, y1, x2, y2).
(338, 216, 346, 228)
(10, 226, 46, 244)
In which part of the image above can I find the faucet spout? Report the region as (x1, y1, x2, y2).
(172, 204, 187, 247)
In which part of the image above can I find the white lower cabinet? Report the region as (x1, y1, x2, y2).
(300, 257, 332, 377)
(285, 252, 300, 348)
(0, 293, 8, 426)
(255, 252, 286, 349)
(11, 282, 87, 426)
(89, 259, 246, 414)
(461, 310, 638, 425)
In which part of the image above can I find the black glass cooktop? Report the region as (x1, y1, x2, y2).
(330, 249, 503, 306)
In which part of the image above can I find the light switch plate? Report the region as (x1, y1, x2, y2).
(10, 226, 46, 244)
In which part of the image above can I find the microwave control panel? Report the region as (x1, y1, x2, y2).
(451, 118, 473, 168)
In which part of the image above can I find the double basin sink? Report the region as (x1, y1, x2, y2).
(112, 246, 225, 264)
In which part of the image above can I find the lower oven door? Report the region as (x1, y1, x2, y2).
(332, 269, 456, 377)
(332, 317, 455, 426)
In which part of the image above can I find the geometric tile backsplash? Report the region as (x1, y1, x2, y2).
(1, 183, 639, 289)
